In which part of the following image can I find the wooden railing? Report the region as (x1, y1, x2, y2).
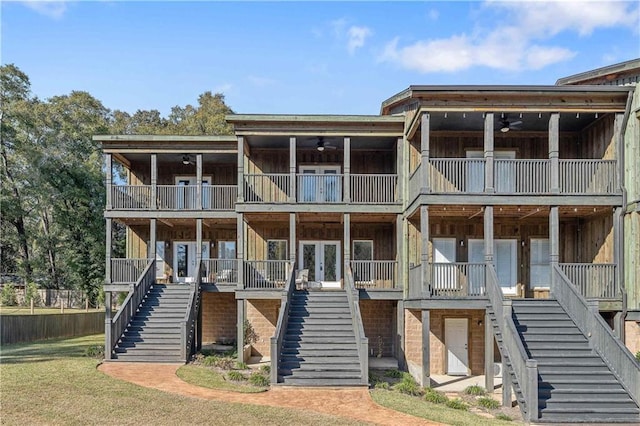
(350, 174, 397, 204)
(202, 185, 237, 210)
(108, 260, 154, 358)
(553, 266, 640, 407)
(558, 263, 619, 300)
(111, 258, 149, 283)
(408, 264, 424, 299)
(157, 185, 198, 209)
(270, 261, 296, 383)
(486, 265, 539, 422)
(408, 164, 422, 204)
(345, 265, 369, 385)
(244, 174, 290, 203)
(296, 174, 343, 203)
(430, 159, 485, 193)
(559, 159, 618, 194)
(430, 262, 485, 297)
(350, 260, 397, 289)
(495, 159, 550, 194)
(201, 259, 238, 285)
(181, 260, 201, 362)
(243, 260, 290, 289)
(111, 185, 151, 209)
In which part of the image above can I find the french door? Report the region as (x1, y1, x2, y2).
(530, 238, 550, 289)
(173, 241, 209, 283)
(468, 239, 517, 294)
(298, 166, 341, 203)
(432, 238, 457, 291)
(299, 241, 341, 287)
(175, 176, 211, 209)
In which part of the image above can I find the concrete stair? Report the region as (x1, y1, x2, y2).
(511, 299, 639, 423)
(278, 290, 363, 386)
(111, 284, 192, 363)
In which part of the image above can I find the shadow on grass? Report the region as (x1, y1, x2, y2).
(0, 334, 103, 364)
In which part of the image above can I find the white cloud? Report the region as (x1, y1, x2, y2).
(346, 26, 373, 54)
(247, 75, 276, 88)
(20, 0, 69, 19)
(427, 8, 439, 21)
(379, 0, 638, 73)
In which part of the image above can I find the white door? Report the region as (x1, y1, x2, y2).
(495, 239, 517, 295)
(468, 239, 485, 295)
(530, 239, 550, 289)
(445, 318, 469, 376)
(299, 241, 341, 288)
(298, 166, 341, 202)
(433, 238, 456, 292)
(466, 151, 485, 193)
(175, 176, 211, 209)
(173, 241, 210, 283)
(494, 151, 516, 193)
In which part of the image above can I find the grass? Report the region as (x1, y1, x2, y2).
(176, 365, 267, 393)
(0, 307, 103, 315)
(371, 390, 516, 426)
(464, 384, 487, 396)
(0, 335, 364, 425)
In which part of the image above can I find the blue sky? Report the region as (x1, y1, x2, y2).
(2, 1, 639, 115)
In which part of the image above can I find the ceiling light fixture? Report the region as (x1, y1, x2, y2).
(182, 155, 191, 165)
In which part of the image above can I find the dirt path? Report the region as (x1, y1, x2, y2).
(99, 362, 440, 426)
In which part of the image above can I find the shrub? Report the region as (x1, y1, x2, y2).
(84, 345, 105, 359)
(235, 361, 248, 370)
(478, 397, 500, 409)
(243, 319, 258, 346)
(635, 351, 640, 362)
(249, 372, 269, 387)
(259, 364, 270, 374)
(392, 375, 423, 396)
(384, 368, 402, 378)
(227, 371, 246, 381)
(423, 388, 448, 404)
(495, 413, 513, 421)
(374, 381, 390, 390)
(200, 349, 214, 357)
(216, 357, 235, 370)
(464, 384, 486, 396)
(445, 398, 469, 411)
(202, 355, 219, 367)
(24, 282, 41, 306)
(1, 283, 18, 306)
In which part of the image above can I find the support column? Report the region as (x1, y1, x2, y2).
(237, 213, 244, 289)
(396, 137, 404, 204)
(484, 206, 494, 263)
(396, 300, 405, 369)
(502, 300, 513, 406)
(421, 206, 430, 297)
(550, 206, 559, 293)
(151, 154, 157, 209)
(196, 219, 202, 261)
(237, 136, 244, 202)
(484, 113, 495, 193)
(289, 213, 296, 265)
(106, 218, 112, 283)
(614, 113, 624, 192)
(549, 113, 560, 193)
(104, 291, 112, 359)
(105, 154, 113, 210)
(196, 153, 203, 209)
(149, 219, 157, 261)
(485, 311, 495, 392)
(237, 299, 245, 363)
(421, 113, 430, 192)
(289, 137, 296, 203)
(344, 213, 351, 268)
(344, 137, 351, 203)
(421, 310, 431, 386)
(614, 205, 624, 339)
(396, 214, 404, 290)
(197, 297, 203, 352)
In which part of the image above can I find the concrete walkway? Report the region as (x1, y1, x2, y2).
(99, 362, 440, 426)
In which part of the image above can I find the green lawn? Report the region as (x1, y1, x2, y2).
(0, 335, 363, 426)
(176, 364, 268, 393)
(0, 307, 104, 315)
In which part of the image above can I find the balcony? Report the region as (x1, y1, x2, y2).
(350, 260, 397, 289)
(110, 258, 150, 283)
(110, 184, 237, 210)
(408, 262, 486, 299)
(559, 263, 619, 300)
(242, 260, 290, 289)
(201, 259, 238, 285)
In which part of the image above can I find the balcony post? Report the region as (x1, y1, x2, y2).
(484, 113, 495, 193)
(421, 310, 431, 386)
(151, 154, 157, 209)
(289, 137, 296, 203)
(420, 206, 430, 297)
(550, 206, 559, 293)
(149, 219, 157, 263)
(344, 213, 351, 267)
(614, 113, 624, 192)
(484, 311, 495, 394)
(397, 136, 404, 204)
(549, 113, 560, 193)
(104, 291, 112, 360)
(289, 213, 296, 265)
(614, 206, 623, 300)
(421, 113, 430, 193)
(396, 214, 404, 290)
(237, 136, 244, 203)
(484, 206, 494, 264)
(237, 213, 244, 289)
(343, 137, 351, 203)
(105, 218, 112, 283)
(105, 154, 112, 210)
(196, 153, 203, 209)
(236, 299, 245, 363)
(196, 219, 202, 261)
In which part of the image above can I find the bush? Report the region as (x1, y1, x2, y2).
(202, 355, 235, 370)
(464, 384, 486, 396)
(1, 284, 18, 306)
(635, 351, 640, 362)
(384, 368, 402, 378)
(445, 398, 469, 411)
(392, 375, 423, 396)
(478, 397, 500, 409)
(84, 345, 105, 359)
(243, 320, 258, 346)
(423, 388, 448, 404)
(236, 362, 248, 370)
(249, 372, 269, 387)
(259, 364, 270, 375)
(227, 371, 246, 381)
(24, 282, 41, 306)
(374, 381, 390, 390)
(495, 413, 513, 421)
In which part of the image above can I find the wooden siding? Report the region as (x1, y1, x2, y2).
(127, 161, 236, 185)
(580, 114, 615, 160)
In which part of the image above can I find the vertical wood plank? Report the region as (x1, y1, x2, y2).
(344, 137, 351, 203)
(196, 153, 202, 209)
(105, 154, 113, 210)
(237, 136, 244, 202)
(421, 113, 430, 192)
(549, 113, 560, 193)
(484, 113, 494, 193)
(150, 154, 157, 209)
(289, 137, 296, 202)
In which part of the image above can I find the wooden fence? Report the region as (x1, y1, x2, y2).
(1, 311, 104, 345)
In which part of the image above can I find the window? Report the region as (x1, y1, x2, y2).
(218, 241, 236, 259)
(353, 240, 373, 261)
(530, 239, 550, 288)
(352, 240, 373, 283)
(268, 240, 288, 261)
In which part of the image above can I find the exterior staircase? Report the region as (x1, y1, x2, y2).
(509, 298, 639, 423)
(277, 290, 363, 386)
(111, 284, 193, 362)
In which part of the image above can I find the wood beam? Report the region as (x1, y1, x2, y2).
(237, 136, 244, 202)
(344, 137, 351, 203)
(421, 113, 430, 192)
(105, 154, 113, 210)
(289, 137, 296, 203)
(484, 113, 494, 193)
(549, 113, 559, 193)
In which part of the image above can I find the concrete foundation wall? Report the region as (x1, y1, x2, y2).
(201, 292, 236, 345)
(360, 300, 395, 357)
(246, 299, 279, 358)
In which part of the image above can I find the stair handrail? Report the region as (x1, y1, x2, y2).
(181, 259, 202, 362)
(109, 259, 155, 357)
(553, 265, 640, 405)
(485, 265, 538, 422)
(345, 264, 369, 385)
(270, 261, 296, 384)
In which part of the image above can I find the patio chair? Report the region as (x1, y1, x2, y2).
(295, 269, 309, 290)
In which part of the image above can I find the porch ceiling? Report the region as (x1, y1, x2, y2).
(244, 135, 398, 150)
(423, 205, 614, 219)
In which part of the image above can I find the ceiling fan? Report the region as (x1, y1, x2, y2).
(499, 115, 523, 133)
(181, 154, 195, 165)
(316, 136, 337, 151)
